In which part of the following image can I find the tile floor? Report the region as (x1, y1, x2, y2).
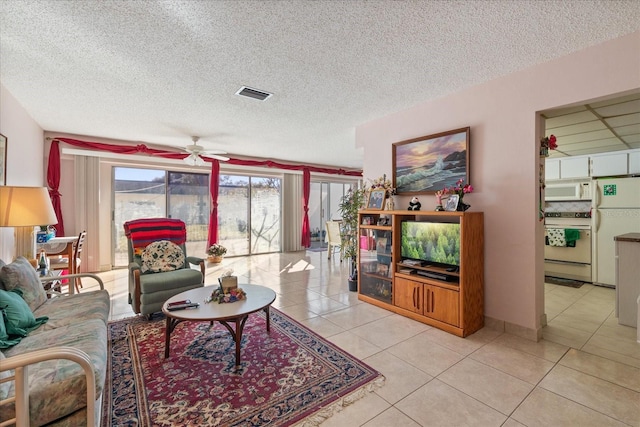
(94, 251, 640, 426)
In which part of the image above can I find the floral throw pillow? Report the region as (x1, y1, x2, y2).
(0, 256, 47, 311)
(140, 241, 185, 274)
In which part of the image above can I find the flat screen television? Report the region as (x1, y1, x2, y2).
(401, 221, 461, 268)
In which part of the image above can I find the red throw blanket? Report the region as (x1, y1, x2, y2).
(124, 218, 186, 250)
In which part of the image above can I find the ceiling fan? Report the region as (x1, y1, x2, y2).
(181, 136, 229, 165)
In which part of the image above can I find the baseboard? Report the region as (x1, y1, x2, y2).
(484, 316, 542, 342)
(540, 313, 548, 327)
(99, 264, 112, 272)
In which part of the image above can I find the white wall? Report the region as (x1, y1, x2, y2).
(0, 83, 45, 261)
(356, 31, 640, 339)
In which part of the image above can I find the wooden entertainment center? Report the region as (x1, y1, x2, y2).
(357, 209, 484, 337)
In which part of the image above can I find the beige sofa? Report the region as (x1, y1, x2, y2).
(0, 257, 110, 426)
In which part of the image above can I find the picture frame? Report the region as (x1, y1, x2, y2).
(392, 127, 470, 195)
(444, 194, 459, 211)
(367, 189, 386, 210)
(0, 134, 6, 185)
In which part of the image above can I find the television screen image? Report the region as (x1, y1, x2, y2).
(401, 221, 461, 267)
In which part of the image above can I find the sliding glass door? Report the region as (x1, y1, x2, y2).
(114, 168, 283, 265)
(308, 181, 351, 249)
(167, 171, 210, 258)
(218, 174, 281, 256)
(112, 167, 209, 266)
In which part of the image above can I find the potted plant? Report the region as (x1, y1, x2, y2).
(338, 187, 367, 291)
(206, 243, 227, 263)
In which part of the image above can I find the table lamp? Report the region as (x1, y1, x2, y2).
(0, 186, 58, 259)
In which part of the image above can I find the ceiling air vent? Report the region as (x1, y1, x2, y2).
(235, 86, 272, 101)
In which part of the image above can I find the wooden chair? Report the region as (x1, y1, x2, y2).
(325, 220, 343, 261)
(49, 231, 86, 292)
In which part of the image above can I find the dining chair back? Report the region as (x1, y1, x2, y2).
(48, 230, 86, 292)
(325, 220, 343, 261)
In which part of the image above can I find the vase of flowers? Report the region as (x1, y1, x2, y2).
(540, 134, 557, 157)
(441, 178, 473, 211)
(206, 243, 227, 263)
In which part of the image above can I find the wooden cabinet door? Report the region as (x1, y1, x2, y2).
(395, 277, 422, 314)
(424, 285, 459, 326)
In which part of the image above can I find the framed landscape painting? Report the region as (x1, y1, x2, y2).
(392, 127, 470, 195)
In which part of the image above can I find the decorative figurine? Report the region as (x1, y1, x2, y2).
(408, 197, 421, 211)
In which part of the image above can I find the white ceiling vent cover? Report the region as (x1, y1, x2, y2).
(235, 86, 272, 101)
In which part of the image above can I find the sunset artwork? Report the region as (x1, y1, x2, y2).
(392, 127, 469, 194)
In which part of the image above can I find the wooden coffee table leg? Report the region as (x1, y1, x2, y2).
(264, 306, 271, 332)
(219, 315, 249, 368)
(164, 317, 180, 358)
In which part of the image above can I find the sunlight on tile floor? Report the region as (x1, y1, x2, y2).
(98, 252, 639, 426)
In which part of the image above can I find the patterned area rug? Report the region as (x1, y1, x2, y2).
(102, 309, 383, 426)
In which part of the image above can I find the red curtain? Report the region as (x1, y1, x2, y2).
(301, 168, 311, 247)
(46, 141, 65, 235)
(207, 160, 220, 247)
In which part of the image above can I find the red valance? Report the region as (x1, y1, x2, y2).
(53, 137, 362, 176)
(48, 137, 362, 248)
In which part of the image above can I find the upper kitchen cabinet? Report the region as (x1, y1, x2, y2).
(546, 149, 640, 180)
(559, 157, 590, 179)
(629, 151, 640, 175)
(591, 152, 628, 177)
(545, 159, 560, 180)
(545, 156, 589, 180)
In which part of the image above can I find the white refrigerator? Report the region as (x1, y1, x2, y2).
(592, 176, 640, 287)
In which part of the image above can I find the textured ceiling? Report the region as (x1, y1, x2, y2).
(1, 1, 640, 169)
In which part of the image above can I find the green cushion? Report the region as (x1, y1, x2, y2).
(0, 308, 21, 348)
(0, 289, 48, 341)
(0, 256, 47, 311)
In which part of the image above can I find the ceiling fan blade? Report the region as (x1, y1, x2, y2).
(203, 153, 230, 162)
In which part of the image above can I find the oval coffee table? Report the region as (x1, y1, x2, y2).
(162, 284, 276, 368)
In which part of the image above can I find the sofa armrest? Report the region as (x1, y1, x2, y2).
(0, 346, 97, 427)
(186, 256, 205, 278)
(40, 273, 105, 297)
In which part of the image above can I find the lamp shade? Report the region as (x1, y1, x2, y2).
(0, 186, 58, 227)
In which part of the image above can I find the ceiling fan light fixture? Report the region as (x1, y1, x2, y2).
(183, 153, 206, 166)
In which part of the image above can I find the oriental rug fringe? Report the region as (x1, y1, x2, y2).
(102, 309, 384, 426)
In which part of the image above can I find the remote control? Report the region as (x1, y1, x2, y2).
(167, 302, 199, 311)
(167, 299, 191, 307)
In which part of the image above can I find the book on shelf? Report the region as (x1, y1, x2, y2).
(376, 237, 388, 254)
